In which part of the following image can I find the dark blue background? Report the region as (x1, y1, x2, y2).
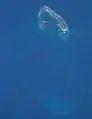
(0, 0, 92, 118)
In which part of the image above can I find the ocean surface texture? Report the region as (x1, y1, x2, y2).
(0, 0, 92, 119)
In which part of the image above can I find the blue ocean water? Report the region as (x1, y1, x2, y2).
(0, 0, 92, 119)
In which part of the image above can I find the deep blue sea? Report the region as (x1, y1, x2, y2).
(0, 0, 92, 119)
